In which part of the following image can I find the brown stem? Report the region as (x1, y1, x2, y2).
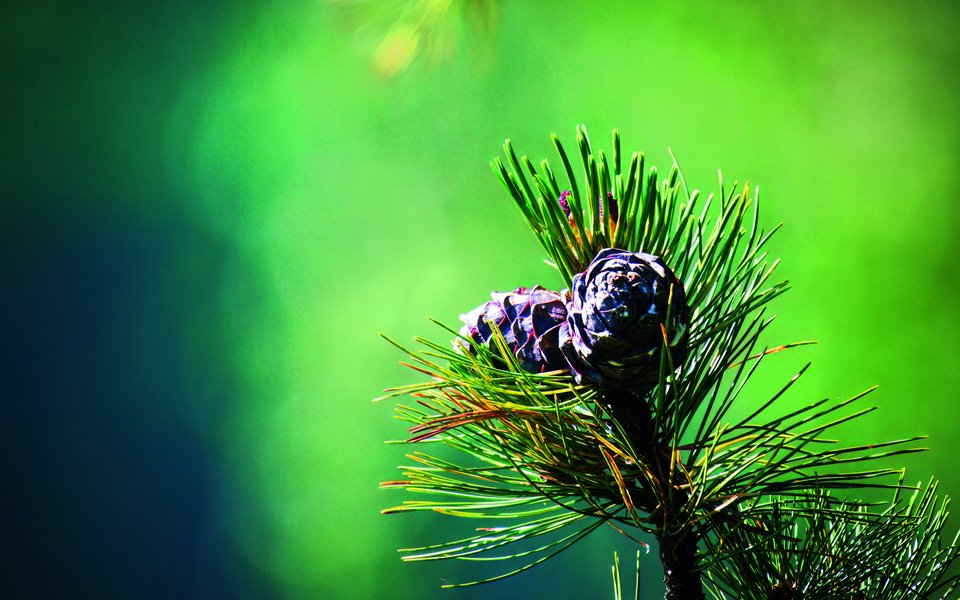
(601, 388, 705, 600)
(660, 531, 706, 600)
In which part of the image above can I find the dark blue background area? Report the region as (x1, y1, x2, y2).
(1, 2, 272, 597)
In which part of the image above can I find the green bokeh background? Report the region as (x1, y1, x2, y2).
(4, 1, 959, 598)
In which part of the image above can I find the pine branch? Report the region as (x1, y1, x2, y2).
(380, 126, 960, 598)
(700, 480, 960, 599)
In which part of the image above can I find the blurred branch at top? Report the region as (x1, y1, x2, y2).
(333, 0, 499, 77)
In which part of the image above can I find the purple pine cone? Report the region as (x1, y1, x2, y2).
(559, 248, 690, 389)
(458, 286, 569, 374)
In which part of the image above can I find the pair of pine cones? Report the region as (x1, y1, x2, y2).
(458, 248, 690, 390)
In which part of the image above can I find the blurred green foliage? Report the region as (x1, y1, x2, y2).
(3, 0, 959, 598)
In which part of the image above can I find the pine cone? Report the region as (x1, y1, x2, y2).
(458, 286, 568, 373)
(559, 248, 690, 389)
